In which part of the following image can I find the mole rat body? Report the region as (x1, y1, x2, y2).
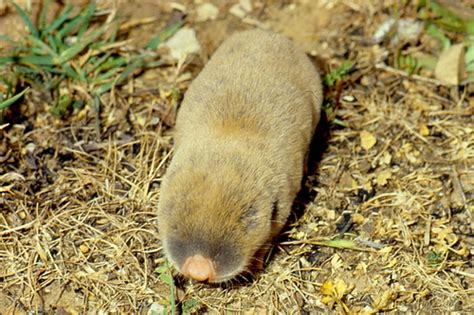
(158, 29, 322, 282)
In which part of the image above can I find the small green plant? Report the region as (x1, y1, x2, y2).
(155, 263, 177, 315)
(0, 87, 29, 110)
(154, 264, 199, 315)
(0, 1, 181, 119)
(323, 61, 353, 87)
(426, 250, 444, 269)
(182, 298, 198, 314)
(418, 0, 470, 34)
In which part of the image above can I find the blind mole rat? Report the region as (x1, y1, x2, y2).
(157, 29, 322, 283)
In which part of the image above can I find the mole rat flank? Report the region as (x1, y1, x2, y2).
(157, 29, 322, 283)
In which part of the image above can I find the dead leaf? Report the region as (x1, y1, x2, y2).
(353, 213, 365, 224)
(320, 278, 351, 312)
(379, 151, 392, 165)
(435, 44, 466, 85)
(330, 254, 344, 270)
(372, 289, 398, 311)
(419, 124, 430, 136)
(360, 130, 377, 150)
(376, 170, 392, 186)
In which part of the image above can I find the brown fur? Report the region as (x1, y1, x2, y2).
(157, 29, 322, 282)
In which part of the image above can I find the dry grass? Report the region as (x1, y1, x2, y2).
(1, 0, 473, 313)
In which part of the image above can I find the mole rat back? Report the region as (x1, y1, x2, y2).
(157, 29, 322, 283)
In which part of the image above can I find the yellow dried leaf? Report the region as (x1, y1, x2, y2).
(353, 213, 365, 224)
(80, 243, 90, 254)
(295, 231, 306, 239)
(386, 258, 398, 268)
(376, 170, 392, 186)
(372, 289, 397, 311)
(321, 280, 334, 296)
(380, 151, 392, 165)
(379, 246, 393, 258)
(334, 279, 348, 298)
(456, 244, 470, 257)
(363, 181, 373, 191)
(360, 130, 377, 150)
(321, 295, 334, 304)
(419, 124, 429, 136)
(355, 262, 368, 273)
(331, 254, 344, 270)
(65, 308, 80, 315)
(351, 178, 358, 189)
(436, 226, 454, 241)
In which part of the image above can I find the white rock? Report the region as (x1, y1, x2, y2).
(239, 0, 253, 12)
(342, 95, 355, 102)
(147, 302, 166, 315)
(196, 3, 219, 22)
(165, 27, 201, 61)
(229, 4, 246, 18)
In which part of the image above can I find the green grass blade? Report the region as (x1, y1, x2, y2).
(428, 1, 465, 33)
(44, 74, 65, 91)
(0, 55, 54, 65)
(95, 58, 144, 94)
(56, 26, 108, 64)
(93, 56, 128, 74)
(426, 23, 451, 50)
(466, 44, 474, 72)
(53, 33, 67, 52)
(47, 34, 58, 53)
(45, 4, 73, 35)
(85, 53, 111, 74)
(0, 34, 17, 45)
(145, 21, 183, 50)
(20, 55, 55, 65)
(12, 2, 39, 38)
(62, 64, 81, 81)
(145, 35, 162, 50)
(93, 66, 123, 83)
(38, 0, 51, 31)
(467, 20, 474, 36)
(0, 56, 16, 63)
(27, 35, 57, 56)
(0, 87, 30, 110)
(323, 61, 353, 86)
(77, 3, 97, 38)
(144, 60, 165, 68)
(12, 64, 42, 76)
(57, 15, 83, 38)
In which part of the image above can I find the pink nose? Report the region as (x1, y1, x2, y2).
(181, 254, 216, 282)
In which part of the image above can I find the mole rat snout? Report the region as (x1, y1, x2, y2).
(181, 254, 216, 282)
(164, 231, 254, 283)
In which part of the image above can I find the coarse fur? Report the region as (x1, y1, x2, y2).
(157, 29, 322, 282)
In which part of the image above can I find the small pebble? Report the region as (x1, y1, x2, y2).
(342, 95, 355, 102)
(79, 243, 90, 254)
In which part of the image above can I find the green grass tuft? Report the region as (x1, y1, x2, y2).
(323, 61, 353, 87)
(0, 2, 180, 120)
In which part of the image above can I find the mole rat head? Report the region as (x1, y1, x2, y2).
(157, 156, 275, 283)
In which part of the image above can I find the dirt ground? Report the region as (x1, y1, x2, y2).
(1, 0, 473, 314)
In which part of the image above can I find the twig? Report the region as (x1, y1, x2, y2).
(375, 63, 450, 86)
